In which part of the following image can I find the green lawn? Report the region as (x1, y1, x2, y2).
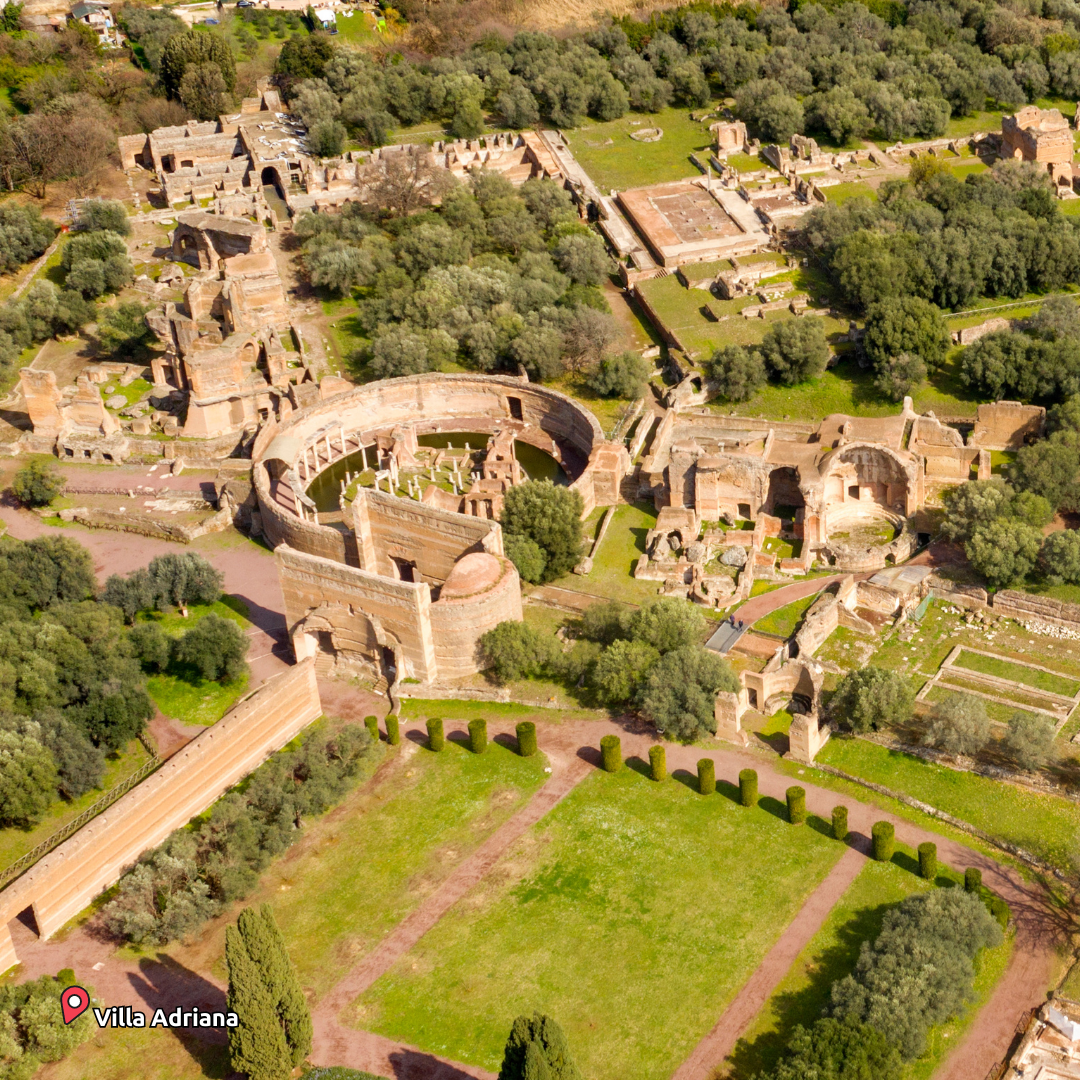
(824, 181, 877, 205)
(355, 766, 845, 1080)
(725, 853, 1011, 1080)
(0, 739, 152, 873)
(548, 501, 663, 605)
(565, 107, 717, 191)
(191, 739, 551, 1000)
(143, 598, 254, 725)
(754, 594, 817, 638)
(817, 737, 1080, 872)
(953, 650, 1079, 697)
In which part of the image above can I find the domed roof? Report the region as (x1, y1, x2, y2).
(440, 552, 504, 597)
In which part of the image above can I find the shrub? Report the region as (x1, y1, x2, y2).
(12, 460, 63, 508)
(501, 481, 585, 583)
(79, 199, 132, 237)
(739, 768, 758, 808)
(923, 693, 991, 758)
(964, 867, 982, 894)
(636, 645, 738, 741)
(787, 785, 807, 825)
(600, 734, 621, 772)
(1004, 711, 1055, 771)
(698, 758, 715, 795)
(649, 744, 666, 781)
(173, 613, 248, 684)
(871, 821, 895, 862)
(427, 717, 444, 752)
(827, 666, 914, 733)
(364, 715, 379, 741)
(479, 620, 558, 682)
(385, 714, 400, 746)
(516, 720, 537, 757)
(469, 718, 487, 754)
(832, 805, 848, 842)
(130, 622, 171, 672)
(918, 841, 937, 881)
(587, 350, 652, 399)
(990, 897, 1010, 928)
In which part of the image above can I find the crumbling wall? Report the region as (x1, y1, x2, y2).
(969, 401, 1045, 450)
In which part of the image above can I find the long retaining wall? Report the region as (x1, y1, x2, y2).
(0, 660, 322, 974)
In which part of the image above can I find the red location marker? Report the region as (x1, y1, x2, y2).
(60, 986, 90, 1025)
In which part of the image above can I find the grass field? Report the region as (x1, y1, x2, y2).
(817, 737, 1080, 872)
(565, 108, 715, 191)
(823, 180, 877, 205)
(172, 738, 550, 999)
(143, 598, 254, 725)
(954, 650, 1080, 697)
(725, 852, 1011, 1080)
(0, 739, 152, 872)
(549, 501, 663, 605)
(354, 766, 845, 1080)
(34, 1026, 229, 1080)
(753, 594, 817, 638)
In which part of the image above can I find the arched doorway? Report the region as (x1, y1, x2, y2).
(766, 467, 804, 520)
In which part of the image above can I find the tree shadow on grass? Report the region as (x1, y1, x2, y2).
(625, 755, 652, 779)
(492, 732, 517, 752)
(758, 794, 788, 822)
(671, 768, 698, 792)
(717, 778, 741, 804)
(806, 814, 833, 839)
(724, 902, 900, 1079)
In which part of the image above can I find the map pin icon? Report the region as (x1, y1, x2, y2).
(61, 986, 90, 1025)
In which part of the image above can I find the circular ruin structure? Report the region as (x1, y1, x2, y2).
(629, 127, 664, 142)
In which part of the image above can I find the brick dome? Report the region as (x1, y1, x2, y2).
(440, 552, 504, 597)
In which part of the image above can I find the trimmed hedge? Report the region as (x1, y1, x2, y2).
(385, 714, 400, 746)
(786, 785, 806, 825)
(964, 867, 982, 894)
(649, 744, 666, 781)
(698, 758, 715, 795)
(516, 721, 537, 757)
(990, 897, 1010, 928)
(918, 841, 937, 881)
(600, 734, 621, 773)
(739, 768, 758, 808)
(364, 715, 379, 742)
(832, 805, 848, 842)
(426, 717, 444, 752)
(468, 718, 487, 754)
(871, 821, 895, 862)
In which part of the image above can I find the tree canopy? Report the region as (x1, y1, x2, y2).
(501, 481, 584, 583)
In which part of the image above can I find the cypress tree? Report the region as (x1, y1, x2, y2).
(469, 718, 488, 754)
(259, 904, 312, 1065)
(649, 744, 666, 781)
(516, 721, 538, 757)
(427, 717, 444, 751)
(871, 821, 895, 862)
(965, 867, 982, 894)
(386, 714, 400, 746)
(225, 924, 291, 1080)
(739, 768, 757, 808)
(918, 842, 937, 881)
(600, 734, 621, 772)
(498, 1012, 582, 1080)
(697, 758, 715, 795)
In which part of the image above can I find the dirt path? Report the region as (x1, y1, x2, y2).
(672, 846, 866, 1080)
(733, 574, 853, 626)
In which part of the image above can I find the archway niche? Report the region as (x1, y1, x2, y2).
(766, 467, 804, 519)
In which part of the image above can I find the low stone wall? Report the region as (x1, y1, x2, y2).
(57, 505, 232, 544)
(993, 589, 1080, 628)
(0, 660, 322, 974)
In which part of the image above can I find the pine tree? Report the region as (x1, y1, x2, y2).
(225, 924, 291, 1080)
(498, 1013, 582, 1080)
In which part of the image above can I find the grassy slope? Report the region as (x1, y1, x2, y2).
(356, 766, 844, 1080)
(174, 738, 549, 1000)
(817, 737, 1080, 872)
(36, 1027, 229, 1080)
(753, 595, 816, 638)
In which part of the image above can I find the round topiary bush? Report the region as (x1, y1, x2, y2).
(964, 867, 982, 894)
(649, 744, 666, 781)
(832, 805, 848, 842)
(516, 721, 538, 757)
(427, 717, 444, 752)
(697, 758, 716, 795)
(364, 715, 379, 742)
(468, 718, 487, 754)
(600, 734, 622, 773)
(786, 786, 807, 825)
(918, 841, 937, 881)
(739, 768, 758, 808)
(990, 897, 1010, 928)
(871, 821, 895, 862)
(386, 714, 400, 746)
